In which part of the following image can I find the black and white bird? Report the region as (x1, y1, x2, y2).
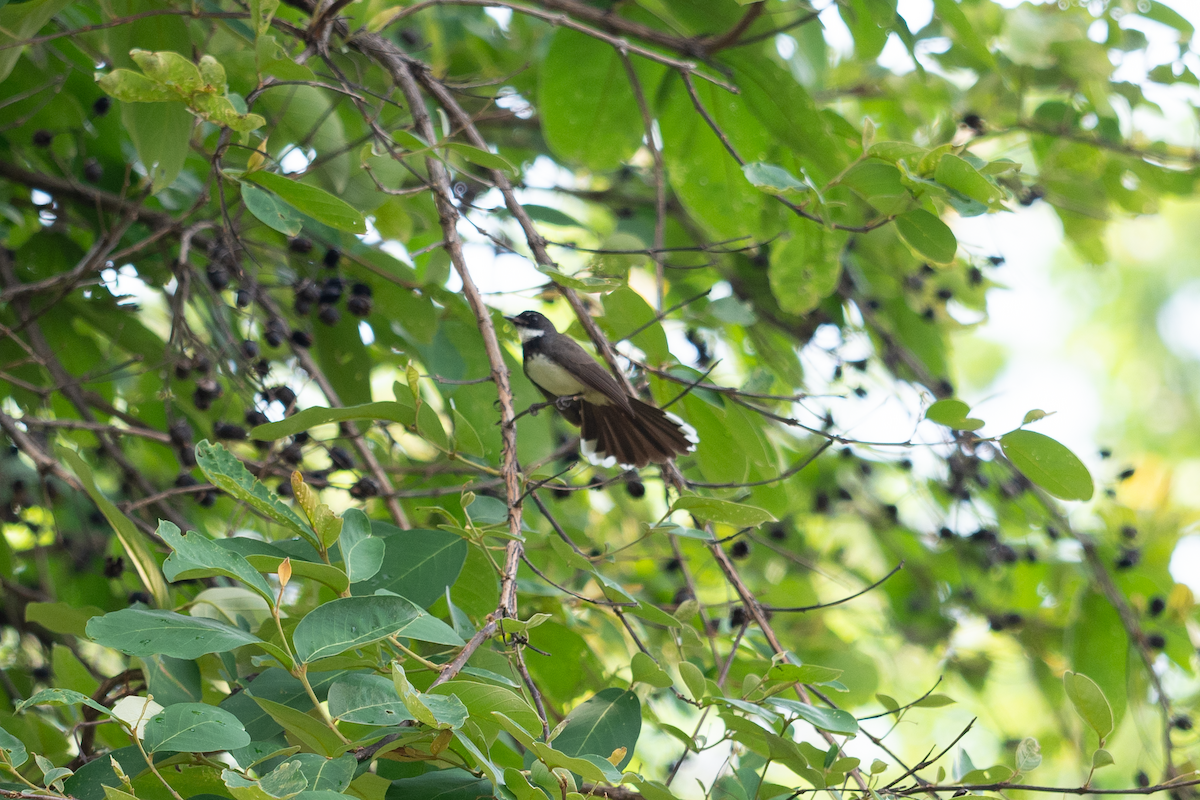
(506, 310, 698, 469)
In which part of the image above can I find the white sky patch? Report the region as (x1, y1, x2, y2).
(279, 147, 313, 175)
(1157, 280, 1200, 361)
(484, 6, 511, 30)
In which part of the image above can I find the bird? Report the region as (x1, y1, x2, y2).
(506, 310, 698, 469)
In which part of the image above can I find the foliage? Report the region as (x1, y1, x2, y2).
(0, 0, 1197, 799)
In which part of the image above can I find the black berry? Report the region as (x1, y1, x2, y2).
(32, 129, 53, 147)
(1149, 596, 1166, 617)
(83, 159, 103, 183)
(350, 477, 380, 498)
(93, 96, 112, 116)
(103, 555, 125, 578)
(730, 540, 750, 559)
(323, 247, 341, 268)
(290, 330, 313, 348)
(289, 237, 313, 254)
(347, 295, 373, 317)
(213, 422, 247, 441)
(240, 340, 260, 360)
(318, 305, 341, 326)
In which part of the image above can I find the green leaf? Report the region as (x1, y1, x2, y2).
(925, 399, 984, 431)
(1063, 671, 1113, 740)
(142, 703, 250, 753)
(522, 204, 584, 228)
(1015, 737, 1041, 772)
(960, 765, 1015, 784)
(393, 665, 468, 729)
(935, 154, 1002, 205)
(250, 402, 413, 440)
(328, 672, 414, 725)
(631, 652, 674, 689)
(337, 510, 383, 584)
(16, 688, 111, 717)
(122, 100, 193, 193)
(159, 520, 275, 606)
(58, 448, 170, 608)
(913, 694, 956, 708)
(932, 0, 996, 69)
(143, 654, 202, 706)
(97, 68, 176, 102)
(25, 601, 102, 637)
(768, 698, 859, 735)
(384, 769, 491, 800)
(538, 27, 646, 171)
(551, 688, 641, 771)
(247, 171, 366, 234)
(671, 495, 776, 527)
(86, 608, 264, 659)
(215, 538, 349, 594)
(765, 664, 844, 685)
(242, 183, 303, 235)
(1022, 409, 1048, 424)
(1092, 748, 1114, 769)
(129, 48, 203, 91)
(742, 162, 808, 194)
(894, 209, 957, 264)
(999, 430, 1094, 501)
(353, 526, 467, 608)
(768, 221, 846, 316)
(0, 0, 74, 82)
(678, 661, 707, 702)
(292, 594, 463, 663)
(441, 142, 515, 173)
(428, 681, 541, 741)
(195, 440, 318, 546)
(0, 725, 27, 767)
(247, 696, 344, 757)
(251, 0, 280, 34)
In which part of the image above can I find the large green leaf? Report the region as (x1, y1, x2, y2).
(385, 770, 491, 800)
(672, 496, 776, 527)
(0, 0, 75, 81)
(336, 509, 384, 584)
(242, 182, 303, 235)
(86, 608, 264, 659)
(999, 430, 1094, 501)
(250, 402, 414, 440)
(247, 171, 366, 233)
(159, 520, 275, 605)
(195, 440, 318, 546)
(538, 28, 647, 172)
(768, 219, 846, 316)
(292, 595, 463, 663)
(1063, 671, 1113, 741)
(352, 526, 467, 608)
(143, 703, 251, 753)
(551, 688, 641, 770)
(894, 209, 957, 263)
(328, 672, 414, 725)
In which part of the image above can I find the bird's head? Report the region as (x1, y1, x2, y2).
(505, 310, 557, 342)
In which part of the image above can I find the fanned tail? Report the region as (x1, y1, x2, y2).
(579, 399, 698, 469)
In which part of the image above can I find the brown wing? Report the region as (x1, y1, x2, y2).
(542, 334, 633, 414)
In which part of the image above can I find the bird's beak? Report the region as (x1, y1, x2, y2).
(503, 315, 518, 325)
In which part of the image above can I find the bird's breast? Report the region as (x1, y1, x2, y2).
(525, 353, 601, 401)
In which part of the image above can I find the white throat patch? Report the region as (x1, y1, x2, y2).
(516, 327, 545, 343)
